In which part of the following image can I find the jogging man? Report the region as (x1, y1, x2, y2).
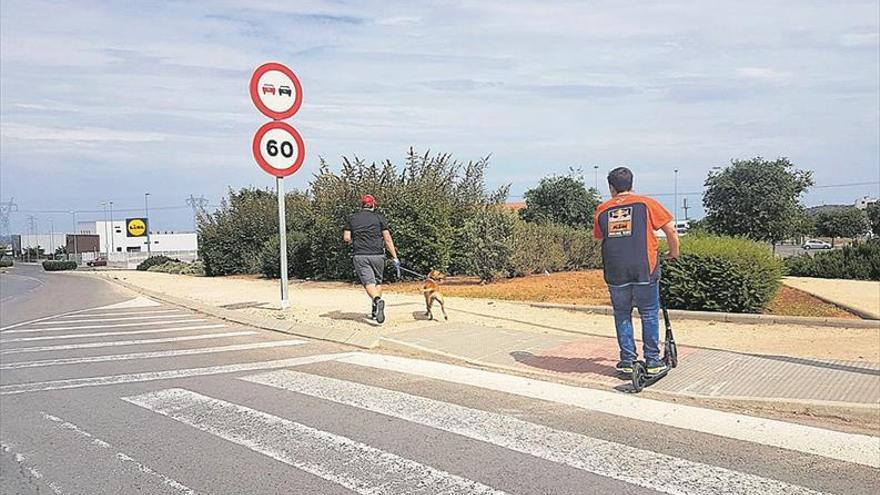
(593, 167, 680, 376)
(343, 194, 400, 324)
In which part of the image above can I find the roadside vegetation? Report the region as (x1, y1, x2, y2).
(42, 260, 77, 271)
(785, 239, 880, 280)
(193, 151, 874, 314)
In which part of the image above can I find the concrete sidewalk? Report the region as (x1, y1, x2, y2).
(383, 324, 880, 413)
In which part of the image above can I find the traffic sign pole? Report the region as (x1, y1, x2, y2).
(277, 176, 290, 309)
(250, 61, 304, 310)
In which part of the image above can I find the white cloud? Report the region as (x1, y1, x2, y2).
(1, 123, 169, 143)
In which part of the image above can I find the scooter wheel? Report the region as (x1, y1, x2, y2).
(667, 341, 678, 368)
(631, 362, 647, 393)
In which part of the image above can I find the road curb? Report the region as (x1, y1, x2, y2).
(529, 302, 880, 329)
(95, 274, 381, 349)
(378, 336, 880, 424)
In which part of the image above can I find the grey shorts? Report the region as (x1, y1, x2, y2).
(353, 255, 385, 286)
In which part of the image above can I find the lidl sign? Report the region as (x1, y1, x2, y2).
(126, 218, 148, 237)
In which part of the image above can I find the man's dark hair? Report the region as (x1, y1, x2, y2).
(607, 167, 633, 193)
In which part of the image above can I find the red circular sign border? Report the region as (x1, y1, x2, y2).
(252, 121, 306, 178)
(249, 62, 304, 120)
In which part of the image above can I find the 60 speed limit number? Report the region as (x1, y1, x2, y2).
(252, 121, 306, 178)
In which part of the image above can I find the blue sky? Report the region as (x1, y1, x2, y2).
(1, 0, 878, 233)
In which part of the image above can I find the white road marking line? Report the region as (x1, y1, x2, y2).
(0, 441, 68, 494)
(337, 353, 880, 468)
(57, 309, 183, 319)
(0, 330, 253, 356)
(1, 339, 307, 370)
(0, 353, 351, 395)
(40, 412, 198, 494)
(244, 370, 828, 495)
(2, 318, 208, 334)
(123, 388, 508, 495)
(0, 297, 161, 331)
(37, 314, 191, 325)
(88, 297, 161, 310)
(0, 323, 228, 343)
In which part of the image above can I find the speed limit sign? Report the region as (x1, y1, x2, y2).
(251, 121, 306, 178)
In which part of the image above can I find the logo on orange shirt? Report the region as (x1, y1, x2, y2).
(607, 207, 632, 237)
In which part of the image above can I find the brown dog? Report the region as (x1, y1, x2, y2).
(421, 270, 448, 321)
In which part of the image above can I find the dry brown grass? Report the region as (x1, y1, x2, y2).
(389, 270, 858, 319)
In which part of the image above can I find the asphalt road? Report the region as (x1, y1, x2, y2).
(0, 264, 877, 494)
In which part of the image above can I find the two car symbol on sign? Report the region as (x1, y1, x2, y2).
(261, 84, 293, 96)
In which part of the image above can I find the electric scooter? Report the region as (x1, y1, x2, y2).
(631, 296, 678, 393)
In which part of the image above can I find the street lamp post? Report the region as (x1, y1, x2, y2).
(593, 165, 599, 196)
(101, 202, 109, 255)
(49, 219, 55, 258)
(144, 192, 152, 255)
(70, 210, 78, 263)
(109, 201, 115, 254)
(673, 169, 679, 224)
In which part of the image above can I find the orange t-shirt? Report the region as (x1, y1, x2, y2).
(593, 193, 673, 285)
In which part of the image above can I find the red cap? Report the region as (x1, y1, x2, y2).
(361, 194, 376, 208)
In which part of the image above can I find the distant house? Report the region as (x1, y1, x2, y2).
(503, 202, 527, 211)
(855, 196, 878, 210)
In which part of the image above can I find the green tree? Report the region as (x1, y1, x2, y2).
(814, 208, 870, 246)
(703, 157, 813, 247)
(519, 171, 600, 228)
(866, 202, 880, 237)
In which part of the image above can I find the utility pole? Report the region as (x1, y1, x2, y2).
(682, 198, 690, 220)
(186, 194, 209, 231)
(145, 192, 152, 255)
(26, 215, 37, 261)
(673, 169, 679, 224)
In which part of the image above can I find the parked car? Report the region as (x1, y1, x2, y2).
(278, 85, 292, 96)
(261, 84, 275, 95)
(87, 258, 107, 267)
(802, 239, 832, 250)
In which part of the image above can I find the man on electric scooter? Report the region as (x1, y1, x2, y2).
(593, 167, 680, 376)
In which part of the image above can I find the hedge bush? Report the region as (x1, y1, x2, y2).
(42, 260, 77, 271)
(785, 239, 880, 280)
(146, 260, 205, 276)
(259, 232, 310, 279)
(137, 255, 179, 271)
(509, 220, 601, 276)
(660, 235, 782, 313)
(0, 259, 12, 268)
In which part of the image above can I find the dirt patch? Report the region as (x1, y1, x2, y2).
(766, 286, 858, 319)
(391, 270, 858, 319)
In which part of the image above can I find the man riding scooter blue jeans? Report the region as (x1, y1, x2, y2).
(593, 167, 680, 376)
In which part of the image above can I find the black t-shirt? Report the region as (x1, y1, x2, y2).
(345, 210, 390, 256)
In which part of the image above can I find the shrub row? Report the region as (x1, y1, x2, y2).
(661, 235, 783, 313)
(146, 260, 205, 276)
(137, 255, 180, 271)
(42, 260, 77, 271)
(785, 239, 880, 280)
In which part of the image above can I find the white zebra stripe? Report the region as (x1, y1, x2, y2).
(0, 330, 252, 356)
(123, 388, 508, 495)
(243, 369, 829, 495)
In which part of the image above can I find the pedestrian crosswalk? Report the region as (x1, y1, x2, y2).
(1, 297, 876, 495)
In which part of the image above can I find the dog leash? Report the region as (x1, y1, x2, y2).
(397, 265, 428, 280)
